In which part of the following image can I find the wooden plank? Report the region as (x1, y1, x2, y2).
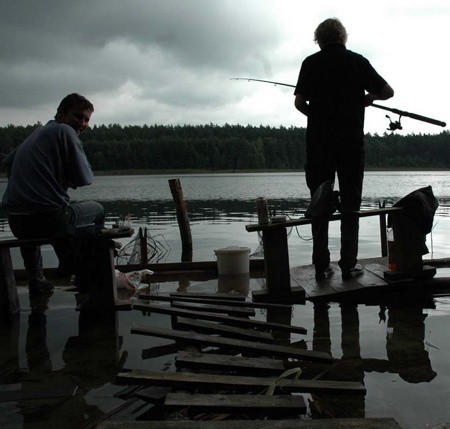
(116, 370, 366, 395)
(176, 350, 286, 374)
(246, 207, 404, 232)
(139, 293, 292, 310)
(98, 418, 402, 428)
(170, 292, 246, 301)
(131, 325, 331, 362)
(171, 300, 255, 317)
(175, 318, 275, 343)
(134, 302, 307, 334)
(290, 265, 336, 298)
(364, 263, 412, 285)
(141, 342, 179, 359)
(164, 392, 307, 415)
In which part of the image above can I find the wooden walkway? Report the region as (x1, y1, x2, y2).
(290, 257, 438, 301)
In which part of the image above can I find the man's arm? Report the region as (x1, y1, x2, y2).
(294, 93, 309, 116)
(365, 84, 394, 107)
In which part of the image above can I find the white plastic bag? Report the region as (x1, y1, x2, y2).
(115, 269, 154, 291)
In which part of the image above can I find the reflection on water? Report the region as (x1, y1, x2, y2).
(0, 172, 449, 427)
(0, 283, 449, 428)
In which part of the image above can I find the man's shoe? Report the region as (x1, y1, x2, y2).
(29, 278, 54, 295)
(341, 264, 364, 280)
(315, 266, 334, 281)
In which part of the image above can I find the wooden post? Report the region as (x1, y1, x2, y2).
(169, 179, 193, 262)
(139, 227, 148, 265)
(0, 247, 20, 314)
(379, 200, 388, 257)
(262, 225, 291, 295)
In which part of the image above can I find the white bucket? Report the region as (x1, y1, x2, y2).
(214, 246, 250, 275)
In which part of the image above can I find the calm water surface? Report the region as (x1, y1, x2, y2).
(0, 172, 449, 428)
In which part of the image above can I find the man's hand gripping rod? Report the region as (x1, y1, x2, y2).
(231, 77, 446, 129)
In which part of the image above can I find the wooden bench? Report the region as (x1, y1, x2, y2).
(0, 229, 134, 314)
(245, 207, 404, 301)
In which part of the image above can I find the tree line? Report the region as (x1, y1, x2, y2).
(1, 123, 449, 172)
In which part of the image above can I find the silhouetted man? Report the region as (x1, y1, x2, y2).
(294, 18, 394, 281)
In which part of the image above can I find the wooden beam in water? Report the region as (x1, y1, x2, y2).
(171, 300, 255, 317)
(175, 350, 286, 374)
(164, 392, 307, 415)
(131, 325, 331, 362)
(170, 292, 246, 301)
(175, 318, 275, 343)
(139, 293, 292, 310)
(97, 418, 402, 428)
(117, 369, 366, 395)
(133, 302, 307, 334)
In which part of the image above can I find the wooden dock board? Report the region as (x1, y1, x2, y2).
(175, 350, 287, 374)
(117, 370, 366, 395)
(175, 318, 275, 343)
(131, 325, 331, 362)
(290, 259, 423, 300)
(139, 293, 292, 310)
(98, 418, 402, 428)
(133, 302, 307, 334)
(164, 392, 307, 415)
(171, 300, 255, 317)
(171, 292, 246, 301)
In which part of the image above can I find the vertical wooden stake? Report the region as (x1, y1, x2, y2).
(379, 200, 388, 257)
(139, 227, 148, 265)
(169, 179, 193, 262)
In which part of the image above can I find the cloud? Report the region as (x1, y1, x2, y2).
(0, 0, 448, 135)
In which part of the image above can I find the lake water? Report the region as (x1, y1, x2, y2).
(1, 171, 449, 266)
(0, 172, 449, 428)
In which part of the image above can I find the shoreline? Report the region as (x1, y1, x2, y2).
(1, 167, 449, 179)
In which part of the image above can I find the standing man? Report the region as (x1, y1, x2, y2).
(294, 18, 394, 281)
(2, 93, 105, 294)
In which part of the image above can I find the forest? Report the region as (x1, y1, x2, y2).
(1, 123, 449, 172)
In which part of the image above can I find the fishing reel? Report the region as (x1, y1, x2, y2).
(386, 114, 403, 131)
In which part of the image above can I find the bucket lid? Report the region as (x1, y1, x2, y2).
(214, 246, 250, 254)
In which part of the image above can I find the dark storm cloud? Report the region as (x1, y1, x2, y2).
(0, 0, 283, 116)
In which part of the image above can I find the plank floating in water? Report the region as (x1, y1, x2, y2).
(175, 350, 286, 374)
(139, 293, 292, 310)
(171, 300, 255, 317)
(171, 292, 246, 301)
(164, 392, 307, 415)
(175, 317, 275, 343)
(131, 325, 330, 362)
(134, 302, 307, 334)
(98, 417, 402, 428)
(117, 369, 366, 395)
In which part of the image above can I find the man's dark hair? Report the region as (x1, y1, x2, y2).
(314, 18, 348, 47)
(54, 93, 94, 120)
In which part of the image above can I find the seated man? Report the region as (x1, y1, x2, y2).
(2, 93, 105, 294)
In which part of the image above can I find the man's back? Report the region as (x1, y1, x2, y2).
(2, 121, 93, 212)
(295, 44, 387, 145)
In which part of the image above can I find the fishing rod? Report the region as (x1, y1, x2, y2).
(231, 77, 447, 130)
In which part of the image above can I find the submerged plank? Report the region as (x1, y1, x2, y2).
(140, 293, 292, 310)
(134, 302, 307, 334)
(175, 318, 275, 343)
(171, 292, 246, 301)
(176, 350, 286, 374)
(98, 418, 402, 428)
(164, 392, 307, 414)
(171, 300, 255, 317)
(131, 325, 331, 362)
(117, 370, 366, 395)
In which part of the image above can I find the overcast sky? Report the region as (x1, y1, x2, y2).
(1, 0, 449, 135)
